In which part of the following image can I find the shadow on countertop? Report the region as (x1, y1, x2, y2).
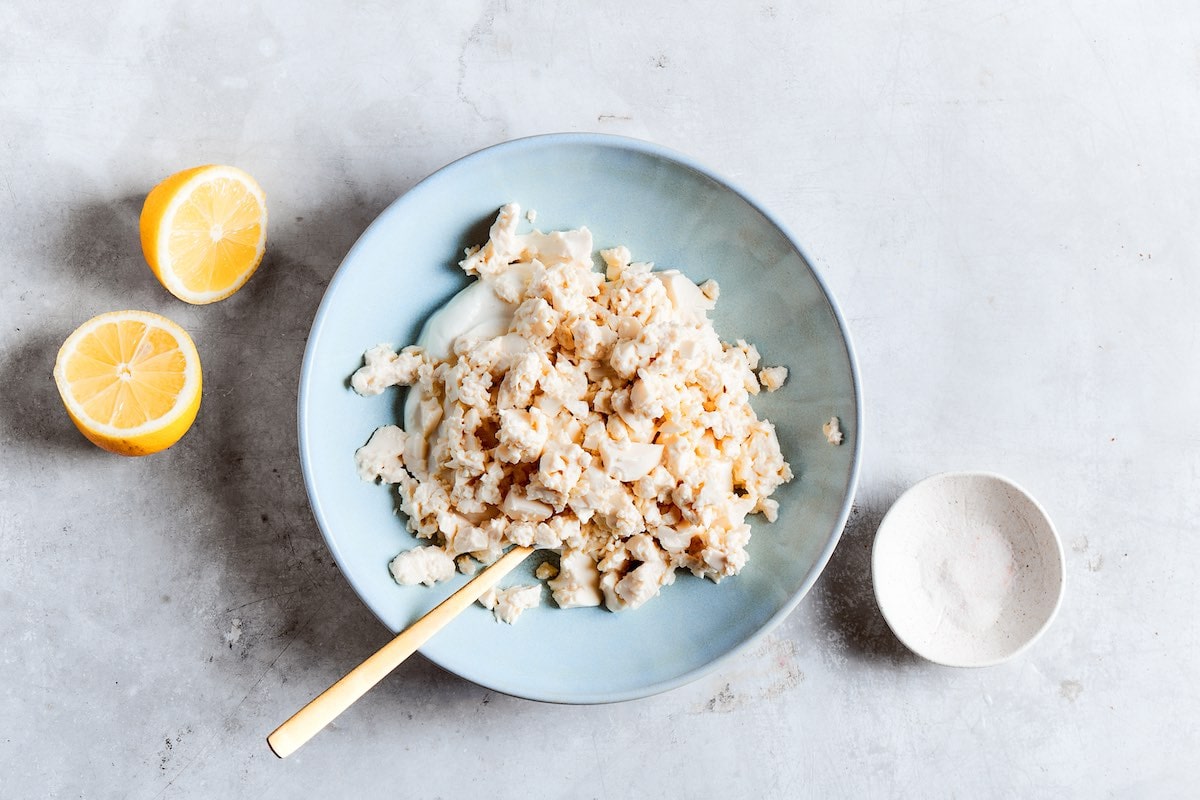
(0, 194, 159, 457)
(0, 330, 98, 455)
(24, 176, 501, 734)
(809, 495, 919, 665)
(171, 180, 489, 724)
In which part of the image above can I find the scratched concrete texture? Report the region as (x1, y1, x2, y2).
(1, 1, 1196, 797)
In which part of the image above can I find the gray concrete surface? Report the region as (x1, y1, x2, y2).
(1, 1, 1196, 797)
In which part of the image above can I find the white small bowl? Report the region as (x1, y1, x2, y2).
(872, 472, 1065, 667)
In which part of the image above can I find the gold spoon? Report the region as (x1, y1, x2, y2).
(267, 545, 535, 758)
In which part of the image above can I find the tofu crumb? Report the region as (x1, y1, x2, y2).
(535, 561, 559, 581)
(478, 584, 542, 624)
(699, 279, 720, 301)
(526, 208, 537, 223)
(351, 345, 424, 397)
(758, 366, 788, 392)
(389, 546, 455, 586)
(823, 416, 844, 446)
(354, 425, 408, 483)
(755, 496, 780, 523)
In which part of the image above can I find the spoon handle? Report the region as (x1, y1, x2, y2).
(267, 545, 536, 758)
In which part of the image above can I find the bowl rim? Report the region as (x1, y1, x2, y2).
(871, 470, 1067, 669)
(297, 132, 864, 702)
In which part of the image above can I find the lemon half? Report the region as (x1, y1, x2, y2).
(53, 310, 202, 456)
(140, 164, 267, 304)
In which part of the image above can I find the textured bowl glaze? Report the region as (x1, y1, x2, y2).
(299, 134, 861, 702)
(872, 472, 1065, 668)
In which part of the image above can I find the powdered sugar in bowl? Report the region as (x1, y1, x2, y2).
(872, 472, 1065, 668)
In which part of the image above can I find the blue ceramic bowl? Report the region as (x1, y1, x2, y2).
(299, 134, 862, 703)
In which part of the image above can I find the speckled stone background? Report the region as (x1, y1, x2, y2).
(2, 2, 1196, 797)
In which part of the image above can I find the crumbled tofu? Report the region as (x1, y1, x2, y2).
(534, 561, 559, 581)
(755, 496, 780, 523)
(823, 416, 844, 446)
(353, 203, 793, 614)
(478, 584, 542, 624)
(354, 425, 408, 483)
(389, 546, 455, 586)
(548, 547, 603, 608)
(758, 366, 788, 392)
(526, 208, 537, 223)
(351, 344, 424, 396)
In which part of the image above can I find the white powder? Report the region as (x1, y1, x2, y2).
(917, 522, 1016, 639)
